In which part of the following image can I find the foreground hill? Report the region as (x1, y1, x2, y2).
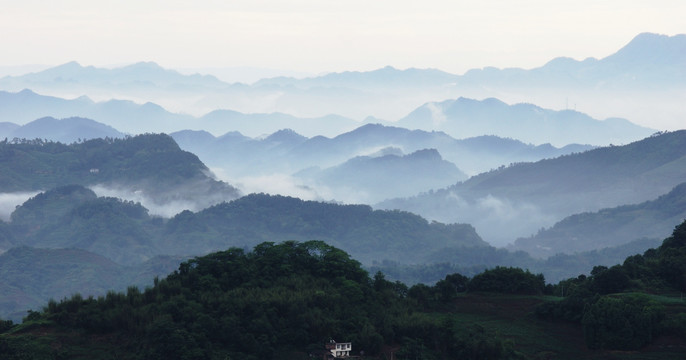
(379, 130, 686, 246)
(0, 133, 240, 213)
(2, 221, 685, 359)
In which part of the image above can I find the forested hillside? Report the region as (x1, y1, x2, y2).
(4, 183, 681, 321)
(379, 130, 686, 246)
(4, 187, 487, 265)
(0, 187, 490, 320)
(162, 193, 487, 264)
(2, 221, 685, 359)
(0, 133, 240, 208)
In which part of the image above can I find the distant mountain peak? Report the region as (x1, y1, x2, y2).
(55, 61, 84, 69)
(129, 61, 163, 69)
(406, 148, 442, 160)
(265, 128, 307, 142)
(605, 32, 686, 65)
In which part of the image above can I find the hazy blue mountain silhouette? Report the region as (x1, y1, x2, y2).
(378, 130, 686, 246)
(172, 123, 592, 181)
(0, 89, 359, 136)
(510, 182, 686, 258)
(397, 97, 655, 146)
(0, 61, 228, 89)
(460, 32, 686, 88)
(294, 148, 467, 204)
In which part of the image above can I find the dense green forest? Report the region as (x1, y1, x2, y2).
(2, 184, 676, 322)
(0, 134, 239, 202)
(1, 221, 685, 359)
(3, 185, 487, 264)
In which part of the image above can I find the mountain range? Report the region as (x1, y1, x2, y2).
(379, 130, 686, 246)
(1, 31, 685, 332)
(1, 32, 682, 132)
(0, 115, 594, 206)
(396, 97, 654, 146)
(459, 33, 686, 89)
(171, 123, 593, 204)
(0, 87, 652, 147)
(0, 89, 359, 137)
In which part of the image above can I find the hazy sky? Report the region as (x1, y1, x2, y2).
(1, 0, 684, 76)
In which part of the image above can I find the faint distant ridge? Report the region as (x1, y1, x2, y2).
(0, 89, 359, 137)
(397, 97, 655, 146)
(0, 32, 682, 132)
(254, 65, 460, 88)
(2, 32, 682, 92)
(0, 61, 228, 89)
(598, 32, 686, 81)
(252, 33, 685, 91)
(462, 32, 686, 88)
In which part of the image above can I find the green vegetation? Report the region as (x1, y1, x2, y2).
(535, 221, 686, 351)
(0, 134, 239, 201)
(6, 187, 489, 267)
(162, 193, 487, 264)
(0, 241, 523, 359)
(1, 221, 685, 359)
(468, 267, 545, 295)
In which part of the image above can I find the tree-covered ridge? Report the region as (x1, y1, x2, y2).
(0, 186, 493, 320)
(2, 221, 686, 359)
(1, 241, 522, 360)
(163, 193, 488, 263)
(535, 220, 686, 351)
(6, 185, 160, 265)
(0, 134, 240, 203)
(7, 187, 487, 265)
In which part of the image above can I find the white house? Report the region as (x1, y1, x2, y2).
(325, 340, 352, 359)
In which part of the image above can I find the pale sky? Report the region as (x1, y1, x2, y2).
(1, 0, 685, 76)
